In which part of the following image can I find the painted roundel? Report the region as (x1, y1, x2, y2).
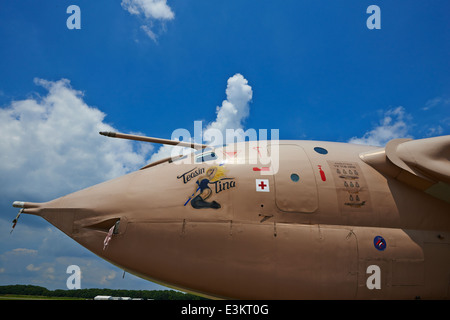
(373, 236, 387, 251)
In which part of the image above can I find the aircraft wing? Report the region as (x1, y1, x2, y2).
(360, 135, 450, 204)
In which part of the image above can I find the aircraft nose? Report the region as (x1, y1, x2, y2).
(12, 198, 78, 236)
(11, 173, 135, 241)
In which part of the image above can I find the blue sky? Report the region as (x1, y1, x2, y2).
(0, 1, 449, 291)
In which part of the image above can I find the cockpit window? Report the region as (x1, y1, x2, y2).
(195, 151, 217, 163)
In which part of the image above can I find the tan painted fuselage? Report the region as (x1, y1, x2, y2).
(15, 137, 450, 299)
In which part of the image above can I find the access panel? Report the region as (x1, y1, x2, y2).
(270, 144, 318, 213)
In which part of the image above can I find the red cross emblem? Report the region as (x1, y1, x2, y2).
(256, 179, 270, 192)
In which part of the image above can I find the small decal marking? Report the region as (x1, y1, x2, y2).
(318, 165, 326, 181)
(253, 167, 270, 172)
(373, 236, 387, 251)
(256, 179, 270, 192)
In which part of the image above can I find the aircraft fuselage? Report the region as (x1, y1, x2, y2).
(16, 139, 450, 299)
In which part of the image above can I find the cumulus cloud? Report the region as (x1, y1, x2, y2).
(149, 73, 253, 161)
(121, 0, 174, 41)
(348, 106, 412, 146)
(205, 73, 253, 138)
(0, 78, 151, 201)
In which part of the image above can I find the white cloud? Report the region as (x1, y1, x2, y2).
(121, 0, 174, 41)
(0, 78, 151, 201)
(100, 270, 117, 285)
(422, 96, 450, 111)
(205, 73, 253, 138)
(10, 248, 38, 256)
(121, 0, 174, 20)
(141, 25, 158, 42)
(149, 73, 253, 162)
(426, 125, 444, 137)
(348, 106, 412, 147)
(26, 264, 41, 271)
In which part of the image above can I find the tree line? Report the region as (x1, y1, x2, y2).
(0, 284, 207, 300)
